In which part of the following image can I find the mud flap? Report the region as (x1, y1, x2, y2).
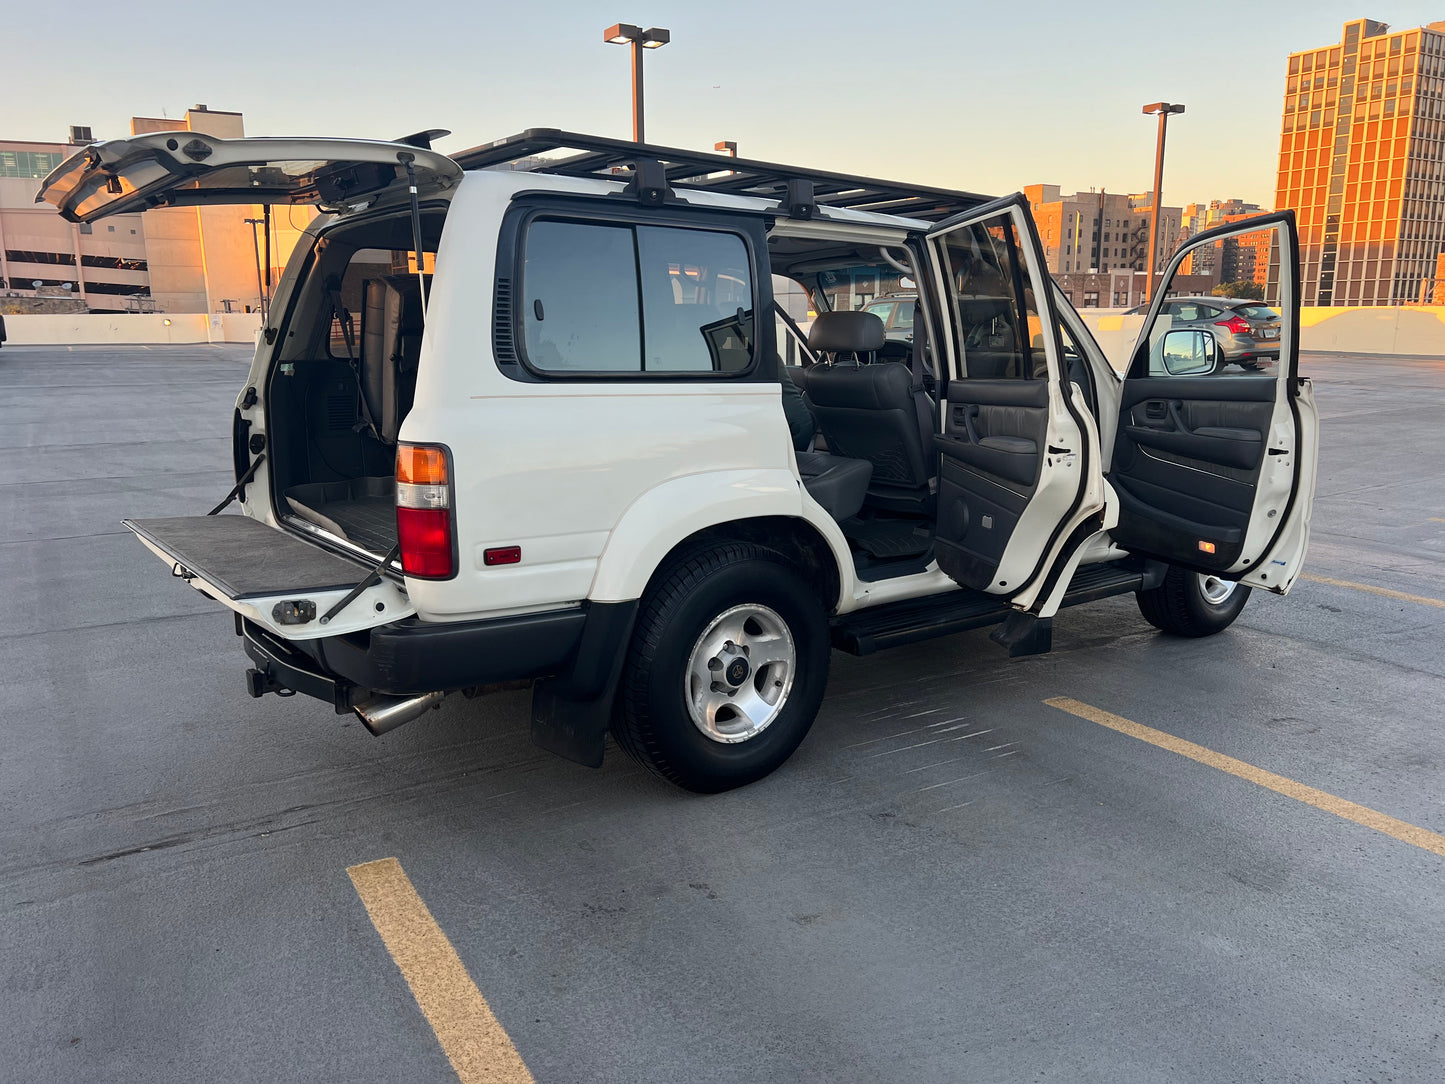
(529, 601, 638, 768)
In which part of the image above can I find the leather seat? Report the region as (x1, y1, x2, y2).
(804, 312, 935, 513)
(796, 451, 872, 522)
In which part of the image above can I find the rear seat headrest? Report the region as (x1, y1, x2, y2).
(808, 310, 886, 355)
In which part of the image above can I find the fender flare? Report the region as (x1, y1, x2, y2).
(587, 468, 852, 606)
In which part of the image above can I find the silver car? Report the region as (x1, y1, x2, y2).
(1157, 296, 1281, 371)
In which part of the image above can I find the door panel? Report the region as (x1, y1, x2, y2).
(922, 195, 1104, 597)
(1111, 213, 1318, 589)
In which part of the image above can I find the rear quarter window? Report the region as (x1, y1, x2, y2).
(518, 216, 757, 377)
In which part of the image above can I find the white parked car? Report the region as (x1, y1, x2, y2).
(41, 129, 1319, 792)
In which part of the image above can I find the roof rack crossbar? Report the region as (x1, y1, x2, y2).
(451, 129, 990, 223)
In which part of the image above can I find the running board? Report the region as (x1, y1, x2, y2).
(831, 561, 1147, 656)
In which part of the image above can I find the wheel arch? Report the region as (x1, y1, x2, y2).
(587, 469, 850, 612)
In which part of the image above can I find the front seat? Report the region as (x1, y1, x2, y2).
(804, 311, 935, 514)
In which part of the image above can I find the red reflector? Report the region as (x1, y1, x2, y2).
(484, 546, 521, 566)
(396, 507, 454, 578)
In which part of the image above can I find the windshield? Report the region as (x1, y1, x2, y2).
(809, 264, 911, 314)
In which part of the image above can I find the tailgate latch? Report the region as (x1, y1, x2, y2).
(272, 599, 317, 625)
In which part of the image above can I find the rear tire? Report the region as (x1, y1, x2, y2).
(612, 543, 830, 793)
(1136, 566, 1250, 637)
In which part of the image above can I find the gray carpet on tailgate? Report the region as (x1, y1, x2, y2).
(125, 515, 368, 599)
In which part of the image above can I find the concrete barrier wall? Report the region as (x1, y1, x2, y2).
(3, 307, 1440, 357)
(1081, 305, 1445, 369)
(1, 312, 263, 346)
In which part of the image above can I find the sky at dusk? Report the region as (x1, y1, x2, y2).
(9, 1, 1445, 209)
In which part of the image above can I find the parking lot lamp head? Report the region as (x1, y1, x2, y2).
(604, 23, 641, 44)
(603, 22, 670, 143)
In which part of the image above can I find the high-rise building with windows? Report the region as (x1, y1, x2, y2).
(1274, 17, 1445, 306)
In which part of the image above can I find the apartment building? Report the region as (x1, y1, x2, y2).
(1024, 185, 1181, 276)
(1274, 17, 1445, 305)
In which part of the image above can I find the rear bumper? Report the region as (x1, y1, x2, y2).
(241, 607, 589, 707)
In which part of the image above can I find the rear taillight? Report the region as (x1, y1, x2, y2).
(1215, 315, 1251, 335)
(396, 443, 455, 578)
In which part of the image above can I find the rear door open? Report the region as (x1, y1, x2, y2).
(38, 133, 459, 222)
(921, 195, 1106, 606)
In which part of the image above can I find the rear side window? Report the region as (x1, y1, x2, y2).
(1234, 304, 1279, 319)
(521, 218, 755, 376)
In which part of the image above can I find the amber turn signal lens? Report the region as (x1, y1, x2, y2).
(397, 444, 448, 486)
(1197, 540, 1217, 554)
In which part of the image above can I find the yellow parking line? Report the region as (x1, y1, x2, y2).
(1428, 518, 1445, 524)
(348, 858, 535, 1084)
(1044, 698, 1445, 859)
(1299, 572, 1445, 609)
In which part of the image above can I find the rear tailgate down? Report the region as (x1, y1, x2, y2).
(125, 515, 413, 640)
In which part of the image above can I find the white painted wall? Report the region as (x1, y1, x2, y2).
(0, 312, 262, 345)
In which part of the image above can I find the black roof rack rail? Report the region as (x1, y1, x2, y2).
(451, 128, 992, 223)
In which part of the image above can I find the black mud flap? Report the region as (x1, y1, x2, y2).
(529, 601, 638, 768)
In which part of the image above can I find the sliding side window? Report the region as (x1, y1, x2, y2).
(520, 217, 756, 377)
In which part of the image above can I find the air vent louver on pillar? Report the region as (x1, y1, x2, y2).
(493, 278, 518, 364)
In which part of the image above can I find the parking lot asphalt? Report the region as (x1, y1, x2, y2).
(1, 344, 1441, 1083)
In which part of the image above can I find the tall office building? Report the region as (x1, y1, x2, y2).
(1274, 18, 1445, 305)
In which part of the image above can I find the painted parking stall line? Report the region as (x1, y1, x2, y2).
(1044, 697, 1445, 859)
(1299, 572, 1445, 609)
(348, 858, 535, 1084)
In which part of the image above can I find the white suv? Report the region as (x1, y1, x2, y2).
(41, 129, 1319, 792)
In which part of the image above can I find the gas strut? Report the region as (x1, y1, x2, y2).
(399, 153, 428, 322)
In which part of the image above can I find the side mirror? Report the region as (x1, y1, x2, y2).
(1160, 329, 1217, 376)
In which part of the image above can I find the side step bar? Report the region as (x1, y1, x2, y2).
(831, 561, 1156, 656)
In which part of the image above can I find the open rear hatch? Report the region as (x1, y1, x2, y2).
(126, 515, 412, 640)
(37, 131, 460, 222)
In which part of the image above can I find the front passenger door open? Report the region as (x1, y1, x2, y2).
(1111, 213, 1317, 592)
(922, 195, 1105, 602)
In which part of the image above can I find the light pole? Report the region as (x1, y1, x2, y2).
(604, 23, 670, 143)
(1142, 101, 1185, 304)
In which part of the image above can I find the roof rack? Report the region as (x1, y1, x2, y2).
(451, 128, 991, 223)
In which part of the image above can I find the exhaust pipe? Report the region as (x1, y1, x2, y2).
(354, 690, 445, 736)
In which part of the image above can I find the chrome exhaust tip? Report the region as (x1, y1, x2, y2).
(353, 690, 445, 736)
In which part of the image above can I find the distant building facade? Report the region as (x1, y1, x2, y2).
(1273, 17, 1445, 305)
(1024, 185, 1181, 277)
(1, 106, 313, 314)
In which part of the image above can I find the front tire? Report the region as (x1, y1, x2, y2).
(1136, 566, 1251, 637)
(612, 543, 830, 793)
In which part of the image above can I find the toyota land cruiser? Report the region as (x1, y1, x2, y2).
(39, 128, 1319, 792)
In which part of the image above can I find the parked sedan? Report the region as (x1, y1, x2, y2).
(1158, 296, 1281, 371)
(861, 294, 916, 345)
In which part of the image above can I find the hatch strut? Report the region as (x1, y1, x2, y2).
(398, 153, 428, 323)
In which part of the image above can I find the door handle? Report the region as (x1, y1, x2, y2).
(1143, 401, 1168, 420)
(1166, 399, 1194, 434)
(962, 404, 983, 445)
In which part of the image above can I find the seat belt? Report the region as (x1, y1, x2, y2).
(907, 306, 939, 491)
(326, 275, 382, 441)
